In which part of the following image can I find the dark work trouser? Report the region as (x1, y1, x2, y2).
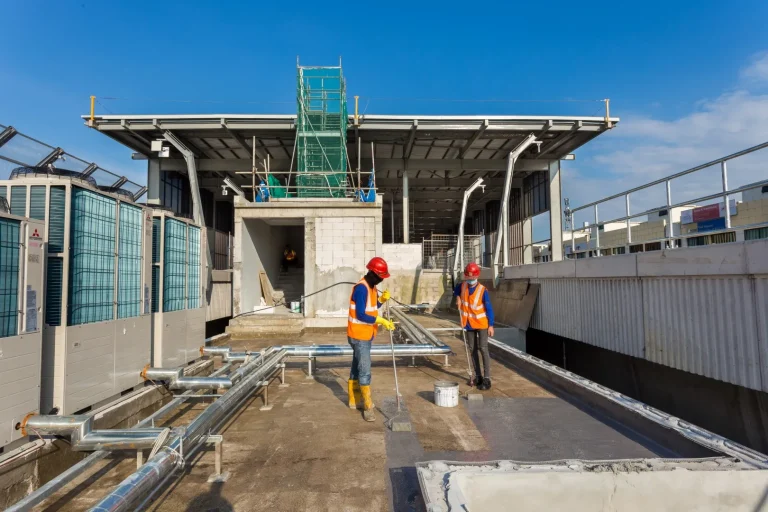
(467, 329, 491, 379)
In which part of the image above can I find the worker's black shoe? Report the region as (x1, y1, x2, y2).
(481, 378, 491, 390)
(474, 376, 483, 387)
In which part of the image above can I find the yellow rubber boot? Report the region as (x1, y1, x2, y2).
(360, 385, 375, 422)
(348, 380, 361, 409)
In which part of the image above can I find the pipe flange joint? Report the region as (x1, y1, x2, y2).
(18, 412, 37, 436)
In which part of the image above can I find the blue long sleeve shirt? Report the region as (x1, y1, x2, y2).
(352, 283, 382, 340)
(454, 283, 494, 331)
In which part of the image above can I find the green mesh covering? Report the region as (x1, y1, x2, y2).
(296, 65, 348, 198)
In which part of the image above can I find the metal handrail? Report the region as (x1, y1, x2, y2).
(565, 141, 768, 256)
(569, 140, 768, 213)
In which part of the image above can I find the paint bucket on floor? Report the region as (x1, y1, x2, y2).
(290, 301, 301, 314)
(433, 381, 459, 408)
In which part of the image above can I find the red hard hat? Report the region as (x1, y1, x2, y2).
(366, 257, 390, 278)
(464, 262, 481, 278)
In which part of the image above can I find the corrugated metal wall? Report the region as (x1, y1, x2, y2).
(530, 274, 768, 392)
(581, 278, 645, 358)
(757, 277, 768, 391)
(642, 277, 763, 390)
(529, 278, 582, 341)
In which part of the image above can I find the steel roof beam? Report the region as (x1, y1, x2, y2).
(157, 157, 549, 173)
(404, 120, 418, 159)
(82, 163, 99, 176)
(536, 121, 582, 159)
(36, 147, 64, 167)
(0, 125, 17, 148)
(111, 177, 128, 188)
(458, 120, 489, 159)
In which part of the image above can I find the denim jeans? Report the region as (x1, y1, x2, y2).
(467, 329, 491, 379)
(348, 337, 372, 386)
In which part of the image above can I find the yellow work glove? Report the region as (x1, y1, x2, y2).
(375, 316, 395, 331)
(379, 290, 391, 303)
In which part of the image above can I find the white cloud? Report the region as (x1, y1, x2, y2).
(563, 54, 768, 222)
(741, 52, 768, 85)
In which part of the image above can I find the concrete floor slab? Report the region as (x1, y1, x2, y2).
(21, 314, 735, 511)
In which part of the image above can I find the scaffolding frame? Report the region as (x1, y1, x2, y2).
(296, 62, 349, 198)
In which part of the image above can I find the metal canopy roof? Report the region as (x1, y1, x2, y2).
(84, 113, 618, 237)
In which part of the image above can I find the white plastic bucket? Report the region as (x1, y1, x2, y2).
(290, 301, 301, 313)
(434, 381, 459, 408)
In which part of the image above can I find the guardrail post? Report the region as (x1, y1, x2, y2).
(665, 180, 674, 247)
(594, 204, 600, 257)
(721, 161, 731, 229)
(625, 194, 632, 253)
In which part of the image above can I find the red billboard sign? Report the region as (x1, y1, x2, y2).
(691, 203, 721, 223)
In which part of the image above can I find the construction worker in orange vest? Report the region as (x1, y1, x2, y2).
(454, 262, 495, 390)
(347, 257, 395, 422)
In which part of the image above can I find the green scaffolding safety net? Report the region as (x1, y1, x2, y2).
(296, 65, 348, 198)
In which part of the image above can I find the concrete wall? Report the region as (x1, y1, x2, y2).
(304, 216, 378, 325)
(380, 244, 453, 308)
(241, 219, 288, 312)
(233, 198, 384, 326)
(505, 239, 768, 392)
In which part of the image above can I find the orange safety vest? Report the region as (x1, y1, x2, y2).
(347, 279, 379, 340)
(458, 282, 489, 330)
(284, 249, 296, 261)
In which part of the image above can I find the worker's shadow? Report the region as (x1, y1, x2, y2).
(185, 481, 233, 512)
(313, 369, 349, 406)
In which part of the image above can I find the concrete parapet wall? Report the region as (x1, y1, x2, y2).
(511, 239, 768, 391)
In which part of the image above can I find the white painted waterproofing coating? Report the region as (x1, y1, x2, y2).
(417, 458, 768, 512)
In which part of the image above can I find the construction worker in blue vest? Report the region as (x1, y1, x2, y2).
(454, 262, 495, 390)
(347, 257, 395, 422)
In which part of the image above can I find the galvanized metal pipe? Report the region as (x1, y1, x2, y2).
(7, 363, 234, 512)
(22, 415, 165, 452)
(143, 367, 238, 391)
(89, 349, 287, 512)
(213, 343, 450, 363)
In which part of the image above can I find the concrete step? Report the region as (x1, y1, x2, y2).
(230, 317, 303, 328)
(226, 326, 304, 339)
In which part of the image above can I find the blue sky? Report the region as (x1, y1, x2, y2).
(2, 0, 768, 232)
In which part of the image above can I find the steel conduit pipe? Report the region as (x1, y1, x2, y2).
(89, 349, 287, 512)
(204, 343, 451, 363)
(390, 307, 446, 347)
(20, 415, 165, 452)
(143, 367, 233, 391)
(7, 363, 235, 512)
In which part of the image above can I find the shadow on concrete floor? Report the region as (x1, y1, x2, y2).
(415, 391, 434, 404)
(184, 482, 233, 512)
(313, 369, 349, 408)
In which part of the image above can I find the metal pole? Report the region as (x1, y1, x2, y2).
(594, 204, 600, 257)
(391, 194, 395, 243)
(454, 178, 485, 276)
(625, 194, 632, 250)
(721, 161, 731, 229)
(665, 180, 673, 246)
(493, 134, 537, 275)
(252, 136, 257, 202)
(386, 301, 402, 411)
(403, 170, 409, 244)
(357, 136, 362, 191)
